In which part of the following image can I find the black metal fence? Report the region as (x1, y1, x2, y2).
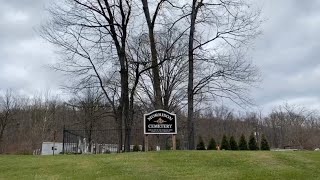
(62, 128, 185, 153)
(62, 129, 143, 153)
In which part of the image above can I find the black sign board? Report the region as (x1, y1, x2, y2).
(144, 109, 177, 134)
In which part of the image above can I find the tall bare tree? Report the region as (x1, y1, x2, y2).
(186, 0, 262, 149)
(140, 0, 165, 109)
(41, 0, 132, 151)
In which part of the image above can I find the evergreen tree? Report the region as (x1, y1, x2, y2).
(260, 134, 270, 150)
(248, 132, 259, 150)
(196, 136, 206, 150)
(221, 135, 230, 150)
(238, 134, 248, 150)
(229, 136, 238, 150)
(207, 138, 217, 150)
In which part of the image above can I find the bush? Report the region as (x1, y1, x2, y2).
(229, 136, 238, 150)
(221, 135, 230, 150)
(207, 138, 217, 150)
(248, 132, 259, 150)
(260, 134, 270, 150)
(133, 144, 140, 152)
(238, 134, 248, 150)
(196, 136, 206, 150)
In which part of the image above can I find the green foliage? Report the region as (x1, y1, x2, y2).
(260, 134, 270, 150)
(207, 138, 217, 150)
(196, 136, 206, 150)
(248, 132, 259, 150)
(133, 144, 140, 152)
(229, 136, 238, 150)
(238, 134, 248, 150)
(221, 135, 230, 150)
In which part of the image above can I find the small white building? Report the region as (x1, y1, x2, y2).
(41, 142, 63, 155)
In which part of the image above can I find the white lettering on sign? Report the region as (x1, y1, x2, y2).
(148, 124, 173, 128)
(147, 113, 173, 121)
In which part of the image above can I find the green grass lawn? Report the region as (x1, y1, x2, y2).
(0, 151, 319, 180)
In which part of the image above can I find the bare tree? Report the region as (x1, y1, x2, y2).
(128, 28, 188, 112)
(41, 0, 133, 151)
(185, 0, 262, 149)
(67, 87, 108, 151)
(0, 90, 17, 149)
(264, 103, 319, 149)
(140, 0, 165, 109)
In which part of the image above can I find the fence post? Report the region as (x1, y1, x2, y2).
(53, 130, 56, 156)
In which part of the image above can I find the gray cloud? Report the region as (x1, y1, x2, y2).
(0, 0, 320, 113)
(251, 0, 320, 112)
(0, 0, 63, 96)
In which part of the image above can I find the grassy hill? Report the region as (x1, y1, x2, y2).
(0, 151, 319, 179)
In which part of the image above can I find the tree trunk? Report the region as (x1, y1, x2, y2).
(187, 0, 199, 150)
(119, 51, 130, 152)
(141, 0, 163, 109)
(149, 30, 163, 109)
(117, 114, 123, 153)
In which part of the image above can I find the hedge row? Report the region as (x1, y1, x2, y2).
(196, 133, 270, 150)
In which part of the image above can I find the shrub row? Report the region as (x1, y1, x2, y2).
(196, 133, 270, 150)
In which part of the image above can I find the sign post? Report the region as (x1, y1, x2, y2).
(144, 110, 177, 151)
(144, 135, 148, 152)
(172, 134, 176, 150)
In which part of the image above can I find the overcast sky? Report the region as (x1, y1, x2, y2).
(0, 0, 320, 114)
(0, 0, 64, 97)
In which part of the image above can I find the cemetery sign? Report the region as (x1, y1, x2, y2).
(144, 109, 177, 134)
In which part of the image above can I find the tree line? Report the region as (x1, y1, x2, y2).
(0, 89, 319, 154)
